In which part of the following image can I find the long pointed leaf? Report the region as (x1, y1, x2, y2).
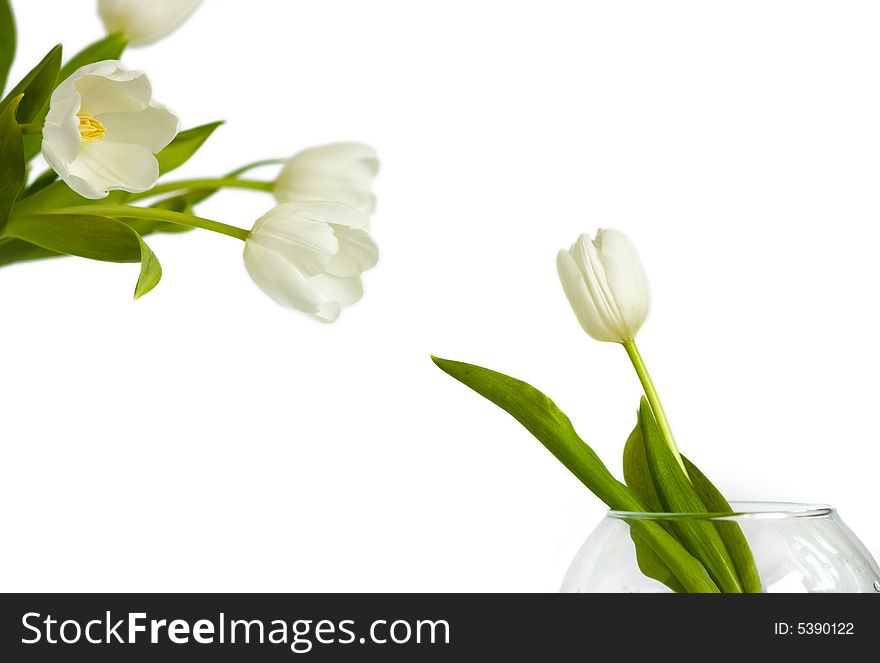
(0, 237, 58, 266)
(432, 356, 719, 592)
(133, 236, 162, 299)
(639, 399, 743, 592)
(625, 413, 762, 592)
(434, 356, 637, 508)
(682, 455, 763, 593)
(0, 44, 61, 124)
(0, 0, 14, 94)
(0, 94, 24, 229)
(4, 212, 162, 298)
(13, 180, 92, 216)
(6, 213, 141, 262)
(623, 423, 663, 512)
(630, 526, 686, 592)
(156, 121, 223, 175)
(20, 168, 57, 198)
(623, 422, 686, 590)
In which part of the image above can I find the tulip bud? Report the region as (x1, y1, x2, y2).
(243, 202, 379, 322)
(556, 229, 649, 343)
(98, 0, 202, 48)
(274, 143, 379, 215)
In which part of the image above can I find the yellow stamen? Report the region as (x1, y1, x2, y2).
(77, 113, 106, 143)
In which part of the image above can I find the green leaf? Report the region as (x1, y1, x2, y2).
(682, 455, 763, 593)
(156, 121, 223, 175)
(0, 94, 24, 229)
(0, 0, 14, 94)
(623, 421, 689, 590)
(639, 399, 743, 592)
(6, 213, 141, 262)
(624, 414, 763, 593)
(3, 212, 162, 298)
(12, 180, 87, 216)
(0, 237, 58, 266)
(630, 526, 686, 593)
(433, 355, 638, 509)
(431, 356, 719, 593)
(0, 44, 61, 124)
(20, 168, 57, 198)
(623, 423, 663, 512)
(628, 519, 719, 593)
(133, 235, 162, 299)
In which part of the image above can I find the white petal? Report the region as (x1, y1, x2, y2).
(557, 250, 617, 343)
(250, 208, 339, 278)
(277, 175, 377, 215)
(575, 234, 629, 336)
(243, 241, 322, 314)
(309, 273, 364, 306)
(42, 81, 82, 164)
(262, 201, 368, 231)
(69, 59, 139, 80)
(45, 166, 108, 200)
(75, 65, 152, 115)
(98, 102, 180, 152)
(327, 227, 379, 277)
(41, 124, 80, 182)
(282, 143, 379, 178)
(274, 143, 379, 214)
(69, 141, 159, 195)
(313, 302, 342, 323)
(595, 229, 649, 337)
(98, 0, 203, 47)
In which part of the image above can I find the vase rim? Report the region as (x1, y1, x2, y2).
(607, 500, 836, 522)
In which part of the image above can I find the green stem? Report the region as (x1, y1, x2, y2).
(19, 122, 42, 134)
(48, 205, 251, 241)
(622, 338, 688, 476)
(227, 158, 286, 175)
(128, 178, 274, 201)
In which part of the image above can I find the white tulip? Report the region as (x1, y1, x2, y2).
(41, 60, 179, 200)
(557, 229, 650, 343)
(98, 0, 202, 48)
(243, 202, 379, 322)
(274, 143, 379, 215)
(559, 230, 685, 472)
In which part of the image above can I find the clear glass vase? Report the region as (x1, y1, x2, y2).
(561, 501, 880, 593)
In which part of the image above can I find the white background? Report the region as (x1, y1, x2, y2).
(1, 0, 879, 592)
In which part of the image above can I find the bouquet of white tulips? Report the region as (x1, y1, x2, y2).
(434, 229, 763, 593)
(0, 0, 379, 322)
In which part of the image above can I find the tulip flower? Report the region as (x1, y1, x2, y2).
(98, 0, 203, 47)
(558, 229, 685, 472)
(557, 229, 649, 344)
(274, 143, 379, 215)
(243, 202, 379, 322)
(41, 60, 179, 200)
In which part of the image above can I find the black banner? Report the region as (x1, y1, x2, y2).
(1, 593, 876, 661)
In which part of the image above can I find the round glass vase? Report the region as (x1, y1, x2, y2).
(561, 501, 880, 593)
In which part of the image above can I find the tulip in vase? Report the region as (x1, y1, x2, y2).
(433, 230, 880, 593)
